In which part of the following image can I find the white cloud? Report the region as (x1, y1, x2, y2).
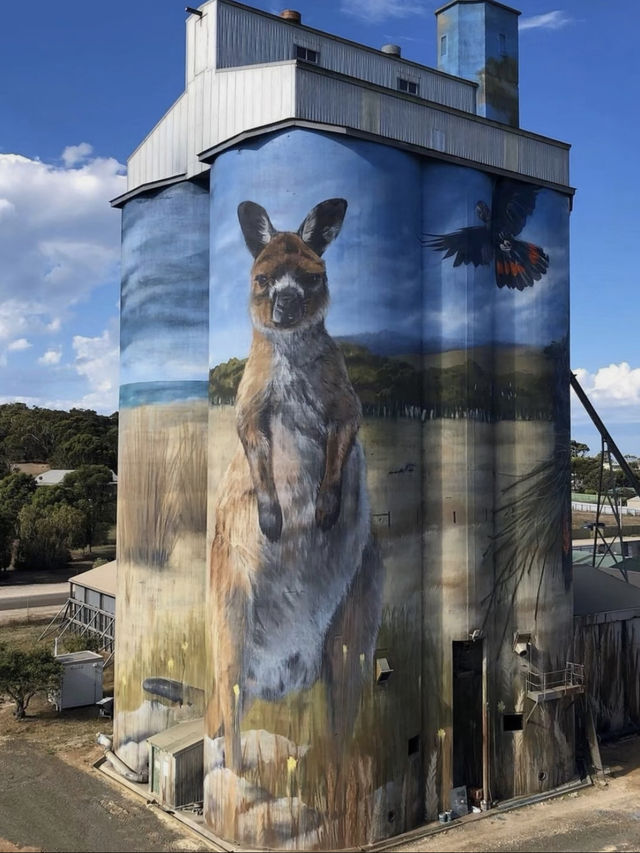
(0, 151, 125, 344)
(38, 348, 62, 366)
(341, 0, 426, 23)
(61, 142, 94, 168)
(7, 338, 31, 351)
(519, 11, 572, 32)
(573, 363, 640, 406)
(72, 328, 119, 412)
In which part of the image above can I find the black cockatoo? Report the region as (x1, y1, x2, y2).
(424, 179, 549, 290)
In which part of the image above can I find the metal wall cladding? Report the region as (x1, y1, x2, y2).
(128, 94, 190, 193)
(295, 67, 570, 187)
(216, 1, 476, 114)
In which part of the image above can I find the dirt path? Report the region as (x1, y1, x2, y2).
(391, 736, 640, 853)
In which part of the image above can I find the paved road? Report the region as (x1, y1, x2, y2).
(0, 741, 210, 852)
(0, 583, 68, 611)
(0, 583, 68, 625)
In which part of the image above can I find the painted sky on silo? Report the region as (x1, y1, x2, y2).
(120, 182, 209, 389)
(209, 130, 569, 367)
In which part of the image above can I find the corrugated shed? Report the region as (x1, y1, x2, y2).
(216, 1, 477, 114)
(122, 3, 570, 198)
(69, 561, 116, 597)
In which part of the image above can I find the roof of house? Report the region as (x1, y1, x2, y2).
(35, 469, 74, 486)
(70, 561, 116, 597)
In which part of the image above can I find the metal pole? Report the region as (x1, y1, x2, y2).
(481, 641, 490, 810)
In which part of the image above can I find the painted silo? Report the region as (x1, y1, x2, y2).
(198, 127, 571, 849)
(114, 181, 209, 775)
(110, 0, 575, 848)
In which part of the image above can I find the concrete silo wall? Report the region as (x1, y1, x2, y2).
(198, 129, 571, 848)
(114, 181, 210, 774)
(113, 128, 571, 848)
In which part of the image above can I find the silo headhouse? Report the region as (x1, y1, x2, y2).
(111, 1, 575, 848)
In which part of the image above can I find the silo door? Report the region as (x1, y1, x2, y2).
(452, 641, 483, 791)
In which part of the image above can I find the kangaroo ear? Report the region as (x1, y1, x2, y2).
(238, 201, 277, 258)
(297, 198, 347, 256)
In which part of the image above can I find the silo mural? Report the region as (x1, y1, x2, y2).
(114, 181, 210, 776)
(200, 128, 571, 849)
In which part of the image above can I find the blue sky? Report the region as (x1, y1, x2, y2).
(0, 0, 638, 455)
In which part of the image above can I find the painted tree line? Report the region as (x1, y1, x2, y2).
(209, 342, 558, 421)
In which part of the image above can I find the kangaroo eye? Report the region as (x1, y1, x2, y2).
(254, 274, 270, 288)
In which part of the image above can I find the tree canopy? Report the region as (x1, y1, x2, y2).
(0, 403, 117, 470)
(0, 643, 63, 719)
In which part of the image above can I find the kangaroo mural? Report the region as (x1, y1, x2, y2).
(206, 198, 384, 774)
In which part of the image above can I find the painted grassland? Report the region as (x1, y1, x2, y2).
(114, 400, 208, 769)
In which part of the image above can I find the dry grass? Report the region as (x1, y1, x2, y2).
(212, 605, 422, 848)
(117, 402, 207, 569)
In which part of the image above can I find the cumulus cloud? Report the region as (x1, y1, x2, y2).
(573, 363, 640, 406)
(7, 338, 31, 351)
(61, 142, 94, 168)
(519, 11, 572, 32)
(341, 0, 426, 23)
(38, 348, 62, 366)
(72, 328, 119, 412)
(0, 150, 125, 345)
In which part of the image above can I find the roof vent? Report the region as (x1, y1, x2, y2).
(280, 9, 301, 22)
(381, 44, 402, 57)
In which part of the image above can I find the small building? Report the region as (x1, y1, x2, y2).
(67, 562, 117, 652)
(573, 564, 640, 737)
(49, 650, 104, 711)
(147, 718, 204, 808)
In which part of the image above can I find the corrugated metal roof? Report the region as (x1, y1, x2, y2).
(573, 564, 640, 616)
(147, 718, 204, 754)
(55, 651, 104, 664)
(70, 561, 116, 597)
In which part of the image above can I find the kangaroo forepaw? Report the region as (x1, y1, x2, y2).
(316, 486, 341, 531)
(258, 499, 283, 541)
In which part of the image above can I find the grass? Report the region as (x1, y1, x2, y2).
(117, 402, 207, 569)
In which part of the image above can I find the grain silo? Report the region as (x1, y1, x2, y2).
(110, 1, 576, 847)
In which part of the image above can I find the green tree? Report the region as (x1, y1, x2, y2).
(571, 440, 590, 457)
(17, 501, 85, 570)
(0, 643, 63, 719)
(0, 472, 37, 535)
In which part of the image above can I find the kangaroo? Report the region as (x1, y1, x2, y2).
(206, 198, 383, 774)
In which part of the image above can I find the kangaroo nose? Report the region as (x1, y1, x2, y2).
(272, 288, 303, 327)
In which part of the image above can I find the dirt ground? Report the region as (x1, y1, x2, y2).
(389, 735, 640, 853)
(3, 671, 640, 853)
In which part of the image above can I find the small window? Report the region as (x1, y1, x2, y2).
(397, 78, 419, 96)
(441, 34, 447, 57)
(503, 713, 524, 732)
(295, 45, 318, 63)
(499, 33, 507, 56)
